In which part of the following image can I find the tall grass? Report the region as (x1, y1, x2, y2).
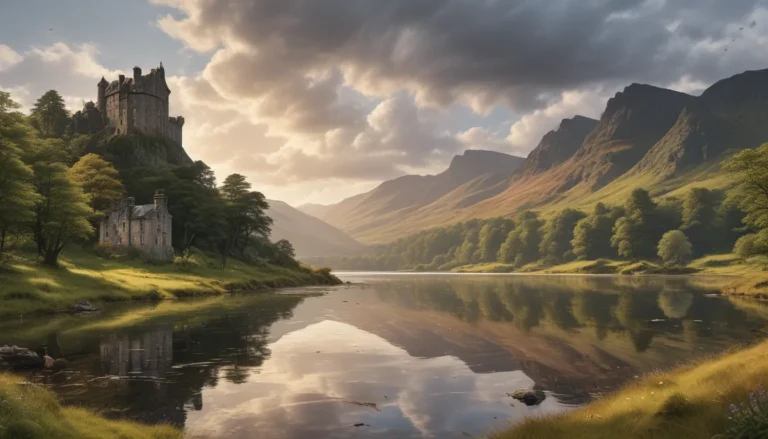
(492, 340, 768, 439)
(0, 374, 181, 439)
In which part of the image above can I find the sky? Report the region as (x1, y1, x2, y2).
(1, 0, 768, 206)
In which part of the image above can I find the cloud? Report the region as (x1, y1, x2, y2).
(148, 0, 768, 200)
(507, 88, 612, 152)
(156, 0, 768, 114)
(0, 43, 122, 110)
(0, 45, 22, 71)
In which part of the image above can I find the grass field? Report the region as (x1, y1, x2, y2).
(492, 338, 768, 439)
(0, 374, 181, 439)
(0, 248, 339, 317)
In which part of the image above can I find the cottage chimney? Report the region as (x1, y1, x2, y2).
(153, 189, 166, 208)
(133, 66, 142, 81)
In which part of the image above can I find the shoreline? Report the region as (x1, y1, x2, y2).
(0, 249, 341, 318)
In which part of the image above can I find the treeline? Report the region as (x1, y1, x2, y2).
(313, 143, 768, 271)
(0, 90, 296, 268)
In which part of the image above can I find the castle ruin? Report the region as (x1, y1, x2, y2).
(72, 63, 184, 145)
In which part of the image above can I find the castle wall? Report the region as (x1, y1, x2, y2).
(167, 118, 183, 145)
(102, 65, 177, 140)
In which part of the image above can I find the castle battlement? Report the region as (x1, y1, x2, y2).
(72, 63, 184, 146)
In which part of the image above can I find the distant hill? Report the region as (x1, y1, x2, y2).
(267, 200, 364, 258)
(299, 150, 525, 243)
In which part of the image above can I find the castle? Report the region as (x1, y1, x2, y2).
(99, 190, 173, 261)
(72, 63, 184, 145)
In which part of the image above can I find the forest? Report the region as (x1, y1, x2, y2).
(0, 89, 297, 269)
(310, 144, 768, 272)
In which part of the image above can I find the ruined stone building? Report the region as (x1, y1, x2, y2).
(72, 63, 184, 145)
(99, 190, 173, 261)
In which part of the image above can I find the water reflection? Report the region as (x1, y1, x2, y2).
(1, 275, 766, 438)
(100, 328, 173, 378)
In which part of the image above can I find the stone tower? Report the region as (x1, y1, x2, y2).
(97, 77, 108, 124)
(73, 63, 184, 145)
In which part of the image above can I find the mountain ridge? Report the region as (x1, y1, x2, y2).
(309, 68, 768, 244)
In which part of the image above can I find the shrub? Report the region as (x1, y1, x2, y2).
(719, 385, 768, 438)
(93, 242, 142, 261)
(734, 234, 763, 259)
(656, 392, 692, 417)
(173, 249, 199, 272)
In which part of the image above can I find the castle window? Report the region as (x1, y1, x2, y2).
(122, 222, 125, 231)
(155, 238, 158, 245)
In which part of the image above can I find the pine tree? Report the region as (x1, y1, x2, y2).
(31, 90, 70, 138)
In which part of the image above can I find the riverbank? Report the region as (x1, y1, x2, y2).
(451, 254, 768, 296)
(492, 338, 768, 439)
(0, 373, 181, 439)
(0, 248, 340, 317)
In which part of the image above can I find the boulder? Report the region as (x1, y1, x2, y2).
(0, 345, 43, 369)
(73, 300, 97, 312)
(52, 358, 69, 372)
(43, 355, 54, 369)
(508, 389, 547, 406)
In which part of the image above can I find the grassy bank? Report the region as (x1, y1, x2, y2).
(0, 374, 180, 439)
(0, 248, 340, 317)
(492, 339, 768, 439)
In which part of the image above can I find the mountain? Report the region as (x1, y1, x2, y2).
(308, 68, 768, 245)
(266, 200, 364, 258)
(304, 150, 525, 242)
(521, 115, 598, 176)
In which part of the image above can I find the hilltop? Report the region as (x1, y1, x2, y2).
(300, 149, 525, 243)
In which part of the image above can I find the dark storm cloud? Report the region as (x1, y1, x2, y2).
(152, 0, 768, 195)
(159, 0, 767, 112)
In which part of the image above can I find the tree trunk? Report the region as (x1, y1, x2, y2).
(42, 247, 61, 267)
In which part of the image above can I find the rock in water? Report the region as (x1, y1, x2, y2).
(52, 358, 69, 372)
(0, 345, 43, 369)
(73, 300, 96, 312)
(508, 389, 547, 406)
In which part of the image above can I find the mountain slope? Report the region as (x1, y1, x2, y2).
(308, 150, 524, 242)
(521, 115, 598, 176)
(267, 200, 364, 258)
(308, 68, 768, 245)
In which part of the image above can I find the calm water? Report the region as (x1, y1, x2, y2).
(2, 273, 767, 438)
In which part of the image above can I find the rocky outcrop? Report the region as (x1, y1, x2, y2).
(84, 130, 193, 170)
(521, 115, 597, 176)
(562, 84, 697, 189)
(0, 346, 43, 369)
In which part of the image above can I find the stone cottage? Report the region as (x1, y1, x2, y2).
(99, 190, 173, 261)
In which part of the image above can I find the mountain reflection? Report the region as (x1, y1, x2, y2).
(369, 276, 753, 351)
(6, 275, 768, 438)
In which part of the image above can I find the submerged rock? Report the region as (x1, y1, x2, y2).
(508, 389, 547, 406)
(0, 345, 43, 369)
(73, 300, 97, 312)
(52, 358, 69, 372)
